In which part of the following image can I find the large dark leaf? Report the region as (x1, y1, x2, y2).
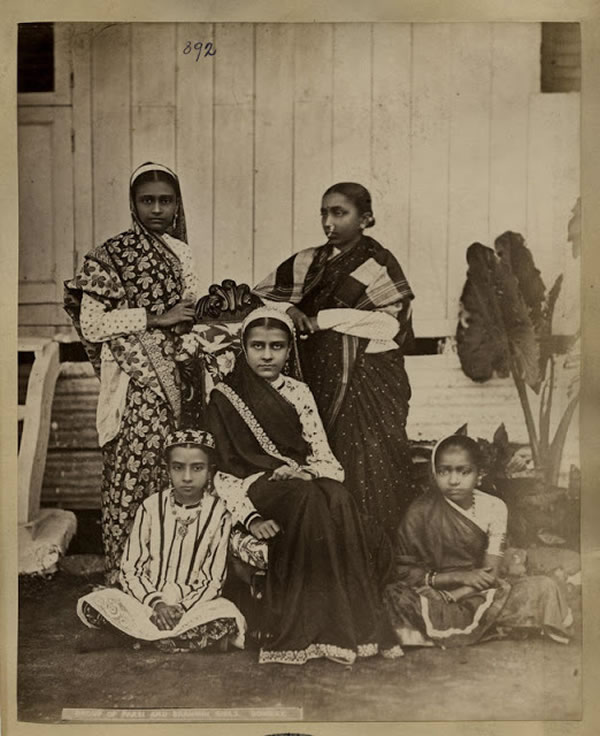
(457, 243, 510, 381)
(456, 242, 541, 390)
(494, 231, 546, 329)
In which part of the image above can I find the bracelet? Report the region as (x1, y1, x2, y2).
(425, 570, 437, 587)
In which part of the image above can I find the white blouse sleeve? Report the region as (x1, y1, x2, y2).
(296, 384, 345, 482)
(80, 293, 147, 343)
(316, 308, 399, 342)
(213, 471, 263, 530)
(486, 496, 508, 557)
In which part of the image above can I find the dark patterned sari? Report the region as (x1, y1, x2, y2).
(254, 235, 417, 538)
(207, 357, 401, 665)
(64, 164, 187, 582)
(384, 491, 572, 647)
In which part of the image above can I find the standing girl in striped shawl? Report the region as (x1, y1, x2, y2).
(253, 182, 417, 539)
(76, 429, 247, 653)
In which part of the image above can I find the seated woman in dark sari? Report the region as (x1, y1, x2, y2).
(384, 434, 572, 649)
(207, 306, 402, 665)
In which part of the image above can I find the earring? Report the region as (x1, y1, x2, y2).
(172, 211, 178, 230)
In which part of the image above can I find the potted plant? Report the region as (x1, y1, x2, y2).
(455, 231, 580, 546)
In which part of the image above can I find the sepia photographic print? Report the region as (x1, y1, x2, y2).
(2, 2, 599, 735)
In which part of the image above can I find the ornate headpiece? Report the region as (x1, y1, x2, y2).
(163, 429, 216, 455)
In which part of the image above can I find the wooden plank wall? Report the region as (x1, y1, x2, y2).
(41, 353, 578, 509)
(20, 22, 580, 338)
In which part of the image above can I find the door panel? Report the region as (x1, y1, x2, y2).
(18, 105, 74, 307)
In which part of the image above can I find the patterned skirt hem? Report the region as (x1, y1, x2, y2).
(258, 641, 385, 665)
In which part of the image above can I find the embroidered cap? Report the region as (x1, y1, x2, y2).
(163, 429, 216, 455)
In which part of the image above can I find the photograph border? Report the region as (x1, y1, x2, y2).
(2, 1, 599, 735)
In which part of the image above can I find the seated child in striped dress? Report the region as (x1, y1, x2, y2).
(76, 429, 251, 653)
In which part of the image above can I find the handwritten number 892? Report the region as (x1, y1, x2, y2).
(183, 41, 216, 61)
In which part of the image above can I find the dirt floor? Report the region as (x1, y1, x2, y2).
(18, 569, 582, 724)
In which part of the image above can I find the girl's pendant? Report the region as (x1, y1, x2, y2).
(176, 522, 188, 539)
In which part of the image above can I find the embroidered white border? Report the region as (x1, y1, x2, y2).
(214, 383, 300, 470)
(420, 588, 497, 639)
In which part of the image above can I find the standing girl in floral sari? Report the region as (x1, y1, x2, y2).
(253, 182, 416, 540)
(64, 162, 202, 583)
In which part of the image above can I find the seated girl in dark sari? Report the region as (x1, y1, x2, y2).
(384, 435, 572, 649)
(207, 306, 402, 665)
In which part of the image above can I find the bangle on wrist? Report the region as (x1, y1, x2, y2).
(425, 570, 437, 588)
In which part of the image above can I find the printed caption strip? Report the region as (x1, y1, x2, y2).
(61, 707, 303, 722)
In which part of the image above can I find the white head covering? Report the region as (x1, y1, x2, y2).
(130, 161, 178, 187)
(240, 306, 296, 339)
(239, 305, 303, 380)
(129, 161, 187, 243)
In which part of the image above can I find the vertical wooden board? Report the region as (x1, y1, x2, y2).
(447, 24, 493, 322)
(18, 107, 74, 305)
(92, 24, 131, 245)
(176, 23, 215, 292)
(293, 24, 334, 252)
(52, 107, 76, 301)
(546, 93, 580, 333)
(331, 24, 372, 185)
(131, 24, 177, 174)
(527, 94, 561, 284)
(131, 23, 176, 106)
(554, 94, 580, 334)
(253, 24, 294, 283)
(371, 23, 411, 267)
(489, 23, 540, 241)
(72, 24, 94, 269)
(213, 23, 254, 285)
(18, 117, 54, 286)
(131, 106, 176, 170)
(409, 24, 452, 330)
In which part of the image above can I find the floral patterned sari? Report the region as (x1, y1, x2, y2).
(64, 163, 188, 581)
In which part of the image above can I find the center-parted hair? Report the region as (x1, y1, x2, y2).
(131, 169, 179, 198)
(242, 316, 293, 348)
(433, 434, 483, 471)
(323, 182, 376, 228)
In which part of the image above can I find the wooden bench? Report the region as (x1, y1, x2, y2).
(18, 338, 61, 526)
